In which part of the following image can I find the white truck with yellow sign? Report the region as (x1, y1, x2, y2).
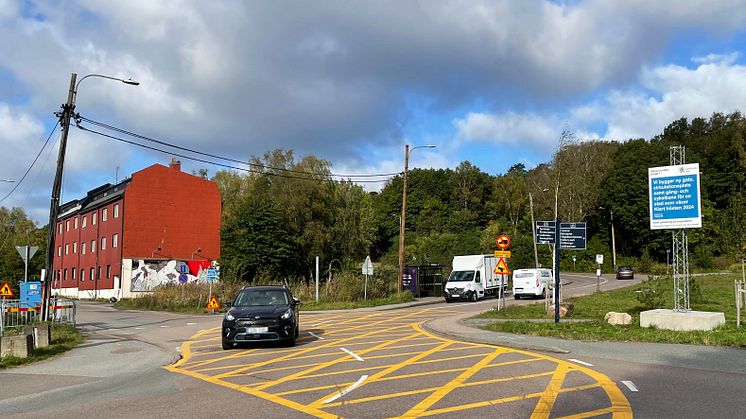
(444, 255, 507, 302)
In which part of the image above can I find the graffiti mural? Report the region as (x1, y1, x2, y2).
(130, 259, 209, 292)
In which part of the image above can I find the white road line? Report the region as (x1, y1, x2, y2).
(187, 322, 197, 325)
(308, 331, 324, 340)
(621, 380, 639, 392)
(340, 347, 364, 361)
(310, 320, 331, 327)
(323, 375, 368, 404)
(159, 325, 169, 328)
(568, 358, 594, 366)
(134, 327, 144, 330)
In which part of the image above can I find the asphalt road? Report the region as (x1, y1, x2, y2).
(1, 273, 744, 418)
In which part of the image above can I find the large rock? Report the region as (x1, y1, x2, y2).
(547, 303, 574, 317)
(604, 312, 632, 325)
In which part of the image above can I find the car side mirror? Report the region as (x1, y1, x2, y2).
(225, 302, 232, 308)
(292, 298, 301, 306)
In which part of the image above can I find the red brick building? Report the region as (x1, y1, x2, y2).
(52, 160, 221, 299)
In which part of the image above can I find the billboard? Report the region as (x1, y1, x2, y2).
(648, 163, 702, 230)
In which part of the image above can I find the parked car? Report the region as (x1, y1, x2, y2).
(512, 268, 553, 299)
(616, 266, 634, 280)
(221, 285, 300, 350)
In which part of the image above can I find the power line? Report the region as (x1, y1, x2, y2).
(75, 124, 392, 184)
(0, 121, 60, 205)
(77, 115, 400, 179)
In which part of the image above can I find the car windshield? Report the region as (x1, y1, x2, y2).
(234, 290, 289, 306)
(514, 271, 536, 279)
(619, 266, 633, 271)
(448, 270, 474, 282)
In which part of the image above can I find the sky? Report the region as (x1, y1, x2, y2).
(2, 0, 746, 223)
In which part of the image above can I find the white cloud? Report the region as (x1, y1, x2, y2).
(454, 112, 557, 148)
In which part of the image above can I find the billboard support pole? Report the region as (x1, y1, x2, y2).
(670, 145, 690, 312)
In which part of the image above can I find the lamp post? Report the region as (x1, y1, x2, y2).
(599, 206, 617, 272)
(398, 144, 436, 293)
(42, 73, 138, 320)
(191, 248, 203, 260)
(529, 192, 539, 268)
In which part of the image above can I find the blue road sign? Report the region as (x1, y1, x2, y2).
(20, 281, 42, 308)
(179, 263, 188, 274)
(648, 163, 702, 230)
(206, 268, 218, 281)
(535, 221, 586, 249)
(178, 273, 188, 284)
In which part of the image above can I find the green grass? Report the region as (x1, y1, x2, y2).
(0, 324, 85, 369)
(299, 292, 416, 311)
(476, 273, 746, 347)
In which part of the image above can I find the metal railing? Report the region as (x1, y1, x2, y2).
(0, 298, 76, 335)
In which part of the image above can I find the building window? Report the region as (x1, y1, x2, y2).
(58, 223, 62, 234)
(101, 237, 106, 251)
(82, 216, 87, 228)
(57, 246, 62, 257)
(90, 267, 95, 280)
(73, 242, 77, 254)
(103, 208, 108, 222)
(65, 244, 69, 255)
(114, 204, 119, 218)
(66, 220, 70, 231)
(80, 269, 85, 282)
(112, 233, 118, 248)
(93, 213, 97, 225)
(82, 242, 86, 255)
(74, 217, 78, 229)
(106, 265, 111, 278)
(91, 240, 96, 253)
(97, 266, 101, 280)
(64, 269, 67, 280)
(57, 270, 61, 281)
(72, 268, 76, 279)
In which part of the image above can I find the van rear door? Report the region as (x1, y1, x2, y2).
(513, 270, 538, 294)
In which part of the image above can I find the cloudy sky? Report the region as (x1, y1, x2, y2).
(2, 0, 746, 223)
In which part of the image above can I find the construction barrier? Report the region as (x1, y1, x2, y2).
(0, 298, 75, 335)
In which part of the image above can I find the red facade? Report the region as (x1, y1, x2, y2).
(52, 161, 221, 293)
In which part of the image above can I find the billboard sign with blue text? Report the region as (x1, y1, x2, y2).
(648, 163, 702, 230)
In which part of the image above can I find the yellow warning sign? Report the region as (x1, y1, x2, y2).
(0, 281, 14, 298)
(493, 250, 512, 258)
(494, 257, 510, 275)
(206, 295, 221, 310)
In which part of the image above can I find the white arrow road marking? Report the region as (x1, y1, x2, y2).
(308, 331, 324, 340)
(323, 375, 368, 404)
(621, 381, 639, 392)
(568, 358, 594, 366)
(310, 320, 331, 327)
(340, 347, 364, 361)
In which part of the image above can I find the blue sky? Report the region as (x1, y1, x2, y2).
(2, 0, 746, 223)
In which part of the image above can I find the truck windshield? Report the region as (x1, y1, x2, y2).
(448, 271, 474, 282)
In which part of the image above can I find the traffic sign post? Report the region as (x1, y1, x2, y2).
(496, 234, 511, 249)
(16, 245, 38, 283)
(362, 256, 374, 300)
(0, 281, 14, 298)
(206, 295, 221, 311)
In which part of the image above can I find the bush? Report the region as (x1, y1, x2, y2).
(635, 279, 667, 309)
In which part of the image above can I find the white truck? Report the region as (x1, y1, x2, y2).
(512, 268, 553, 299)
(444, 255, 507, 302)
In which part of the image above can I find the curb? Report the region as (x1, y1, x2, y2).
(300, 297, 444, 314)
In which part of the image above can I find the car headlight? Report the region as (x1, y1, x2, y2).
(281, 308, 293, 320)
(224, 312, 235, 321)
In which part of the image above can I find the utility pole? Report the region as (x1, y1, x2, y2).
(42, 73, 77, 321)
(529, 192, 539, 268)
(398, 144, 410, 294)
(610, 208, 617, 272)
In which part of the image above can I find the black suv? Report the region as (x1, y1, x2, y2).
(221, 286, 300, 350)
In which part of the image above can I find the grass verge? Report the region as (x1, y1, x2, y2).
(299, 292, 416, 311)
(0, 324, 85, 369)
(476, 273, 746, 348)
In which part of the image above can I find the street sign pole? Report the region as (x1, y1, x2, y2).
(364, 273, 368, 301)
(24, 246, 29, 283)
(554, 217, 561, 324)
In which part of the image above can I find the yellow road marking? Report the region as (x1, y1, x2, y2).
(531, 363, 570, 419)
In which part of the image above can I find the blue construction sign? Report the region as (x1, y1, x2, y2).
(20, 281, 42, 308)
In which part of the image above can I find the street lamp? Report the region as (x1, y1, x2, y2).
(398, 143, 436, 293)
(599, 206, 617, 271)
(42, 72, 139, 320)
(191, 248, 203, 260)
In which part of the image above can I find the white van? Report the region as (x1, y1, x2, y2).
(512, 268, 553, 299)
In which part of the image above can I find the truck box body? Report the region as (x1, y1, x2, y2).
(512, 268, 553, 299)
(444, 255, 507, 302)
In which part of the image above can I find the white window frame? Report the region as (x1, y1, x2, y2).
(103, 208, 108, 222)
(82, 216, 87, 228)
(91, 240, 96, 253)
(101, 236, 106, 251)
(112, 233, 118, 248)
(82, 242, 87, 255)
(114, 204, 119, 218)
(73, 241, 77, 254)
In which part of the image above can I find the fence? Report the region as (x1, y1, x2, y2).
(737, 281, 746, 328)
(0, 298, 76, 335)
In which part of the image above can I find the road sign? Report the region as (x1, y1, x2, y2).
(206, 268, 218, 281)
(496, 234, 511, 249)
(362, 256, 374, 276)
(15, 245, 38, 261)
(20, 281, 41, 308)
(178, 273, 188, 284)
(206, 295, 221, 310)
(648, 163, 702, 230)
(559, 223, 586, 249)
(596, 254, 604, 264)
(493, 250, 512, 258)
(0, 281, 14, 297)
(494, 257, 510, 275)
(179, 263, 188, 274)
(535, 221, 586, 249)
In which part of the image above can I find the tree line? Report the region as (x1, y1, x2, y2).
(1, 112, 744, 287)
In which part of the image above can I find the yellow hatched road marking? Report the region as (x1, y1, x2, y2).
(530, 363, 570, 419)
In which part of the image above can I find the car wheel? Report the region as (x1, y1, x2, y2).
(514, 294, 520, 300)
(286, 333, 296, 347)
(540, 288, 546, 299)
(444, 297, 452, 303)
(295, 325, 299, 338)
(221, 338, 232, 350)
(470, 291, 477, 302)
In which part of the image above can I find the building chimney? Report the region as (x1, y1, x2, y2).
(170, 158, 181, 171)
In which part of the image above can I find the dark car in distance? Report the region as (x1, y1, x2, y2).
(221, 285, 300, 350)
(616, 266, 634, 280)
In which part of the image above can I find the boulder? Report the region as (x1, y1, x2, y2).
(604, 312, 633, 325)
(547, 303, 574, 318)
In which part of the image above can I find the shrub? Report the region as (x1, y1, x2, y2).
(635, 279, 667, 309)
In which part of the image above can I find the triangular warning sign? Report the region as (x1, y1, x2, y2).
(0, 281, 15, 297)
(206, 295, 221, 310)
(494, 258, 511, 275)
